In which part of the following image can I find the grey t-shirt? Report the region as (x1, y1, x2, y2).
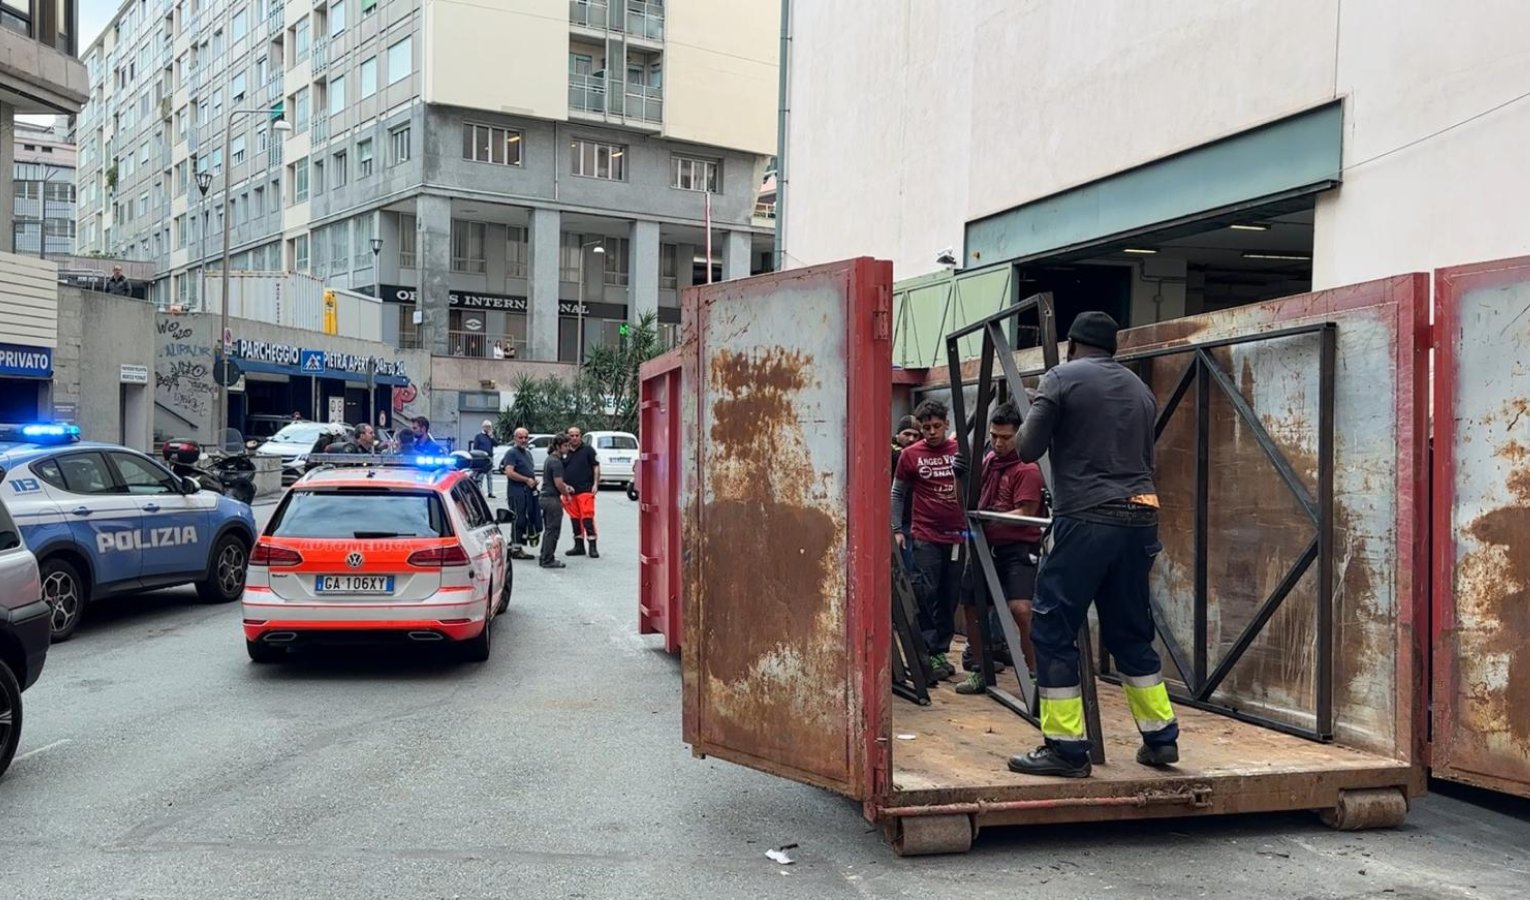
(1016, 355, 1157, 516)
(541, 455, 566, 498)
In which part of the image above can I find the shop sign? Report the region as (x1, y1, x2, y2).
(379, 284, 527, 312)
(119, 364, 150, 384)
(232, 338, 408, 379)
(0, 342, 53, 378)
(559, 300, 628, 319)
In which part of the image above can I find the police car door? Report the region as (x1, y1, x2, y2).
(105, 451, 207, 580)
(39, 451, 146, 587)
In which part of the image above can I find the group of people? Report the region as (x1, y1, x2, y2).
(324, 417, 447, 456)
(498, 426, 602, 570)
(892, 311, 1181, 780)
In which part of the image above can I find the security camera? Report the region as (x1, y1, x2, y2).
(935, 248, 958, 268)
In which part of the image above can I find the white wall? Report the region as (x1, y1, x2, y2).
(423, 0, 569, 120)
(665, 0, 779, 156)
(784, 0, 1530, 289)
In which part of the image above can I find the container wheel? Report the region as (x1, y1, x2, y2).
(1320, 787, 1409, 830)
(889, 814, 974, 856)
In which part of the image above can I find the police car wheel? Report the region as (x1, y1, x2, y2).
(197, 536, 248, 604)
(40, 559, 86, 643)
(0, 659, 21, 779)
(461, 611, 493, 662)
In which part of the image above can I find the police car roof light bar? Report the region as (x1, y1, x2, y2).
(303, 453, 470, 471)
(0, 423, 82, 444)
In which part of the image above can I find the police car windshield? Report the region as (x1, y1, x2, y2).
(268, 423, 332, 445)
(269, 489, 449, 538)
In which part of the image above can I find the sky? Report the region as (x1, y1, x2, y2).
(80, 0, 117, 51)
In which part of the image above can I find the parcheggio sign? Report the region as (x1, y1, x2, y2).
(233, 338, 407, 379)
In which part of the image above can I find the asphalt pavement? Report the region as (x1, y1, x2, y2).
(2, 486, 1528, 899)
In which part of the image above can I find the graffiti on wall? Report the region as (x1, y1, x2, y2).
(155, 317, 218, 428)
(391, 382, 426, 429)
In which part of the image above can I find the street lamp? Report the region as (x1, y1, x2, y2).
(194, 169, 212, 309)
(215, 111, 292, 444)
(370, 236, 383, 299)
(578, 239, 606, 364)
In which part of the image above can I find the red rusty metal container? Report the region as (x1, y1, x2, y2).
(638, 350, 684, 654)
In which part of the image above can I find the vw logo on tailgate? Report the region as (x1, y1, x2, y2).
(346, 551, 365, 568)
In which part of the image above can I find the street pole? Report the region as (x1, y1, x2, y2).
(370, 236, 382, 426)
(578, 240, 605, 364)
(704, 191, 713, 285)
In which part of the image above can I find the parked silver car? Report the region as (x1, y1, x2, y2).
(0, 492, 47, 779)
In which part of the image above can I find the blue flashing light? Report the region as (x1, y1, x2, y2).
(0, 422, 82, 445)
(412, 455, 458, 469)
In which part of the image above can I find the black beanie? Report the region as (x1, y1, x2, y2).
(1068, 311, 1120, 354)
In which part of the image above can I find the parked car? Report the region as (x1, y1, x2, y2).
(586, 431, 640, 489)
(0, 423, 259, 641)
(254, 421, 353, 485)
(527, 434, 555, 472)
(0, 491, 46, 780)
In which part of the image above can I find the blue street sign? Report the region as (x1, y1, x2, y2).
(0, 342, 53, 378)
(299, 349, 326, 374)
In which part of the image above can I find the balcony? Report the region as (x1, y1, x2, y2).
(569, 73, 606, 115)
(625, 1, 665, 41)
(610, 83, 662, 125)
(267, 4, 284, 34)
(312, 37, 329, 75)
(568, 0, 608, 30)
(312, 115, 328, 143)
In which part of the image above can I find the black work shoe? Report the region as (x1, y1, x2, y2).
(540, 559, 567, 569)
(1008, 746, 1092, 778)
(1137, 743, 1180, 767)
(566, 541, 586, 557)
(588, 542, 600, 559)
(509, 549, 535, 561)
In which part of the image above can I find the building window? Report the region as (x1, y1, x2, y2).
(294, 16, 311, 62)
(660, 243, 678, 289)
(452, 220, 487, 273)
(398, 213, 417, 268)
(559, 232, 583, 283)
(330, 0, 346, 36)
(292, 158, 309, 202)
(329, 74, 345, 115)
(252, 186, 264, 216)
(390, 126, 411, 165)
(672, 155, 719, 193)
(231, 8, 247, 40)
(294, 87, 310, 132)
(312, 159, 325, 195)
(361, 0, 376, 15)
(387, 36, 412, 85)
(229, 134, 245, 165)
(462, 123, 523, 166)
(231, 71, 247, 101)
(603, 236, 630, 286)
(506, 226, 528, 278)
(292, 233, 309, 272)
(175, 215, 187, 248)
(570, 138, 625, 181)
(358, 138, 374, 176)
(360, 56, 377, 97)
(333, 150, 348, 187)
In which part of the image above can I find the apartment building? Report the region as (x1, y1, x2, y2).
(13, 118, 77, 257)
(76, 0, 779, 369)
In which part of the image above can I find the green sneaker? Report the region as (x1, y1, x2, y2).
(955, 671, 986, 694)
(929, 653, 956, 680)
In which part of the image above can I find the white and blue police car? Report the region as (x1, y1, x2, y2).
(0, 424, 258, 642)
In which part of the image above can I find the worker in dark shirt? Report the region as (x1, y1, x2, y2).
(560, 426, 602, 559)
(538, 435, 572, 569)
(1007, 311, 1179, 779)
(501, 427, 540, 560)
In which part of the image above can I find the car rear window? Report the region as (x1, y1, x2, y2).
(268, 489, 450, 538)
(596, 435, 638, 450)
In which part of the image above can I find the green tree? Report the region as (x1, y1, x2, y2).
(496, 312, 665, 438)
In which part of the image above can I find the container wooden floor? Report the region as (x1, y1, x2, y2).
(891, 673, 1415, 818)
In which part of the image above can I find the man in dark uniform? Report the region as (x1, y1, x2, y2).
(502, 427, 540, 560)
(560, 426, 602, 559)
(1008, 311, 1179, 779)
(538, 435, 571, 569)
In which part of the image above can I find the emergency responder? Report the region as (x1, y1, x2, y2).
(560, 426, 602, 559)
(956, 401, 1045, 694)
(325, 423, 380, 453)
(538, 435, 572, 569)
(1006, 311, 1179, 778)
(470, 420, 498, 497)
(891, 399, 964, 681)
(410, 416, 445, 454)
(502, 428, 540, 560)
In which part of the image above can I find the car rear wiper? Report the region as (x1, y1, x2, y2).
(353, 530, 407, 538)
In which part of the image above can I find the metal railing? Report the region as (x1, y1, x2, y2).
(569, 74, 606, 114)
(312, 37, 329, 73)
(625, 84, 662, 123)
(448, 332, 528, 360)
(312, 115, 328, 143)
(753, 201, 777, 220)
(568, 0, 609, 29)
(626, 0, 665, 40)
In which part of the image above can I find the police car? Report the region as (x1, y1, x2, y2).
(242, 452, 510, 663)
(0, 424, 259, 642)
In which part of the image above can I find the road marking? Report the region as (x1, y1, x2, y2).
(12, 738, 71, 763)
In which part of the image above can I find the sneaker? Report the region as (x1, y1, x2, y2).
(929, 654, 956, 680)
(539, 559, 567, 569)
(1136, 743, 1180, 767)
(509, 548, 535, 561)
(955, 672, 986, 695)
(1008, 745, 1092, 778)
(962, 652, 1005, 674)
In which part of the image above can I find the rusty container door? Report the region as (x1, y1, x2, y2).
(638, 350, 684, 654)
(680, 258, 893, 803)
(1432, 256, 1530, 798)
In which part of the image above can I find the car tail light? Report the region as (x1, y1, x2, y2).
(407, 544, 471, 567)
(250, 542, 303, 567)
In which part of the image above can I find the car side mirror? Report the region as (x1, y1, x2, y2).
(495, 508, 515, 525)
(181, 476, 201, 494)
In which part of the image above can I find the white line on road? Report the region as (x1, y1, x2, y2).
(12, 738, 71, 763)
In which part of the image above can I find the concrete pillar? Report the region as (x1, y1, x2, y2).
(629, 219, 660, 325)
(417, 193, 452, 357)
(675, 242, 697, 288)
(528, 207, 561, 361)
(0, 104, 14, 253)
(722, 230, 752, 282)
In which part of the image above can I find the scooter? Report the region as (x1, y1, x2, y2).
(161, 432, 257, 504)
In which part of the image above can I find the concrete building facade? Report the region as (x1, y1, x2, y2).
(780, 0, 1530, 333)
(75, 0, 779, 375)
(13, 118, 77, 257)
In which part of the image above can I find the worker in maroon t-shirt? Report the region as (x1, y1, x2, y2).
(890, 399, 965, 681)
(956, 401, 1046, 694)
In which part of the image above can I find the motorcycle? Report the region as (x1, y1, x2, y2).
(161, 430, 258, 505)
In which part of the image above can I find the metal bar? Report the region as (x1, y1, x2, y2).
(944, 290, 1051, 342)
(987, 321, 1056, 492)
(1193, 351, 1209, 689)
(1199, 346, 1319, 521)
(1102, 673, 1329, 743)
(1153, 354, 1199, 440)
(969, 510, 1053, 528)
(969, 524, 1038, 709)
(1149, 595, 1199, 692)
(881, 788, 1210, 818)
(986, 686, 1040, 726)
(1196, 537, 1319, 701)
(1115, 323, 1333, 365)
(1037, 292, 1059, 370)
(1315, 323, 1338, 739)
(967, 332, 999, 687)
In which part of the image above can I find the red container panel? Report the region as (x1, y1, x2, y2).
(638, 350, 684, 654)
